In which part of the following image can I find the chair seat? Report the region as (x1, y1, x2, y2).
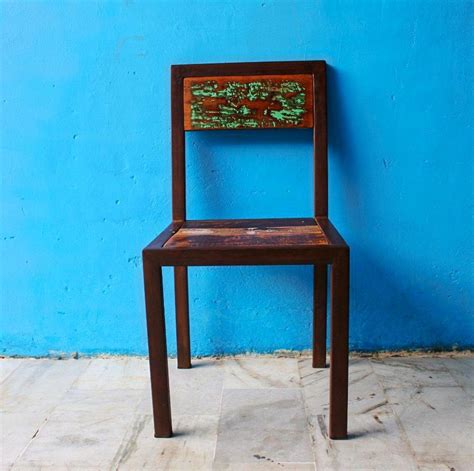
(144, 217, 346, 266)
(165, 218, 328, 249)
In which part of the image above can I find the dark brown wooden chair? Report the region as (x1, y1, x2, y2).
(142, 61, 349, 440)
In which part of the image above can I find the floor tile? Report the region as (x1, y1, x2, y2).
(116, 414, 219, 470)
(10, 467, 99, 471)
(298, 358, 418, 470)
(416, 459, 474, 471)
(51, 388, 143, 415)
(213, 463, 315, 470)
(73, 357, 148, 391)
(386, 385, 473, 465)
(0, 359, 26, 384)
(222, 357, 300, 389)
(1, 360, 90, 414)
(13, 411, 135, 469)
(139, 358, 225, 416)
(0, 412, 48, 469)
(214, 389, 313, 465)
(371, 357, 453, 390)
(442, 357, 474, 396)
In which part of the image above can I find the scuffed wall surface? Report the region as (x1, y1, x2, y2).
(1, 1, 472, 356)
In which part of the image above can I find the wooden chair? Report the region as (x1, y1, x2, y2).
(142, 61, 350, 440)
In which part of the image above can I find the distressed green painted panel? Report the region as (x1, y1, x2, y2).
(184, 74, 313, 130)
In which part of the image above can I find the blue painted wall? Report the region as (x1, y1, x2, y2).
(1, 1, 472, 356)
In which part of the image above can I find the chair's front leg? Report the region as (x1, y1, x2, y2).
(174, 266, 191, 368)
(143, 257, 172, 438)
(313, 264, 328, 368)
(329, 249, 349, 439)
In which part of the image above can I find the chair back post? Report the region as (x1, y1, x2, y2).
(313, 62, 328, 217)
(171, 66, 186, 222)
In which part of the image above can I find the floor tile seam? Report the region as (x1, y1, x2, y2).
(10, 415, 50, 467)
(296, 359, 324, 470)
(211, 368, 226, 465)
(440, 358, 474, 396)
(108, 413, 150, 471)
(368, 359, 420, 470)
(0, 361, 24, 386)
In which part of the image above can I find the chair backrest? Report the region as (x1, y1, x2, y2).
(171, 61, 327, 221)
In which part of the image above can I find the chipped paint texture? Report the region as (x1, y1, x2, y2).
(184, 75, 313, 130)
(0, 1, 472, 356)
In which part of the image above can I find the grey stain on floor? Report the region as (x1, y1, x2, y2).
(0, 353, 472, 470)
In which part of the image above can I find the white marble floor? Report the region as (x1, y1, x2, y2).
(0, 353, 472, 470)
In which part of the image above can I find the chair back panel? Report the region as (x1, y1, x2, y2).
(183, 74, 313, 131)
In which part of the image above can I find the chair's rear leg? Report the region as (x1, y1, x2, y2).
(143, 258, 172, 438)
(329, 250, 349, 439)
(313, 264, 328, 368)
(174, 266, 191, 369)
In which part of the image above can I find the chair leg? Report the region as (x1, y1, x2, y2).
(329, 250, 350, 439)
(143, 258, 172, 438)
(174, 266, 191, 369)
(313, 264, 328, 368)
